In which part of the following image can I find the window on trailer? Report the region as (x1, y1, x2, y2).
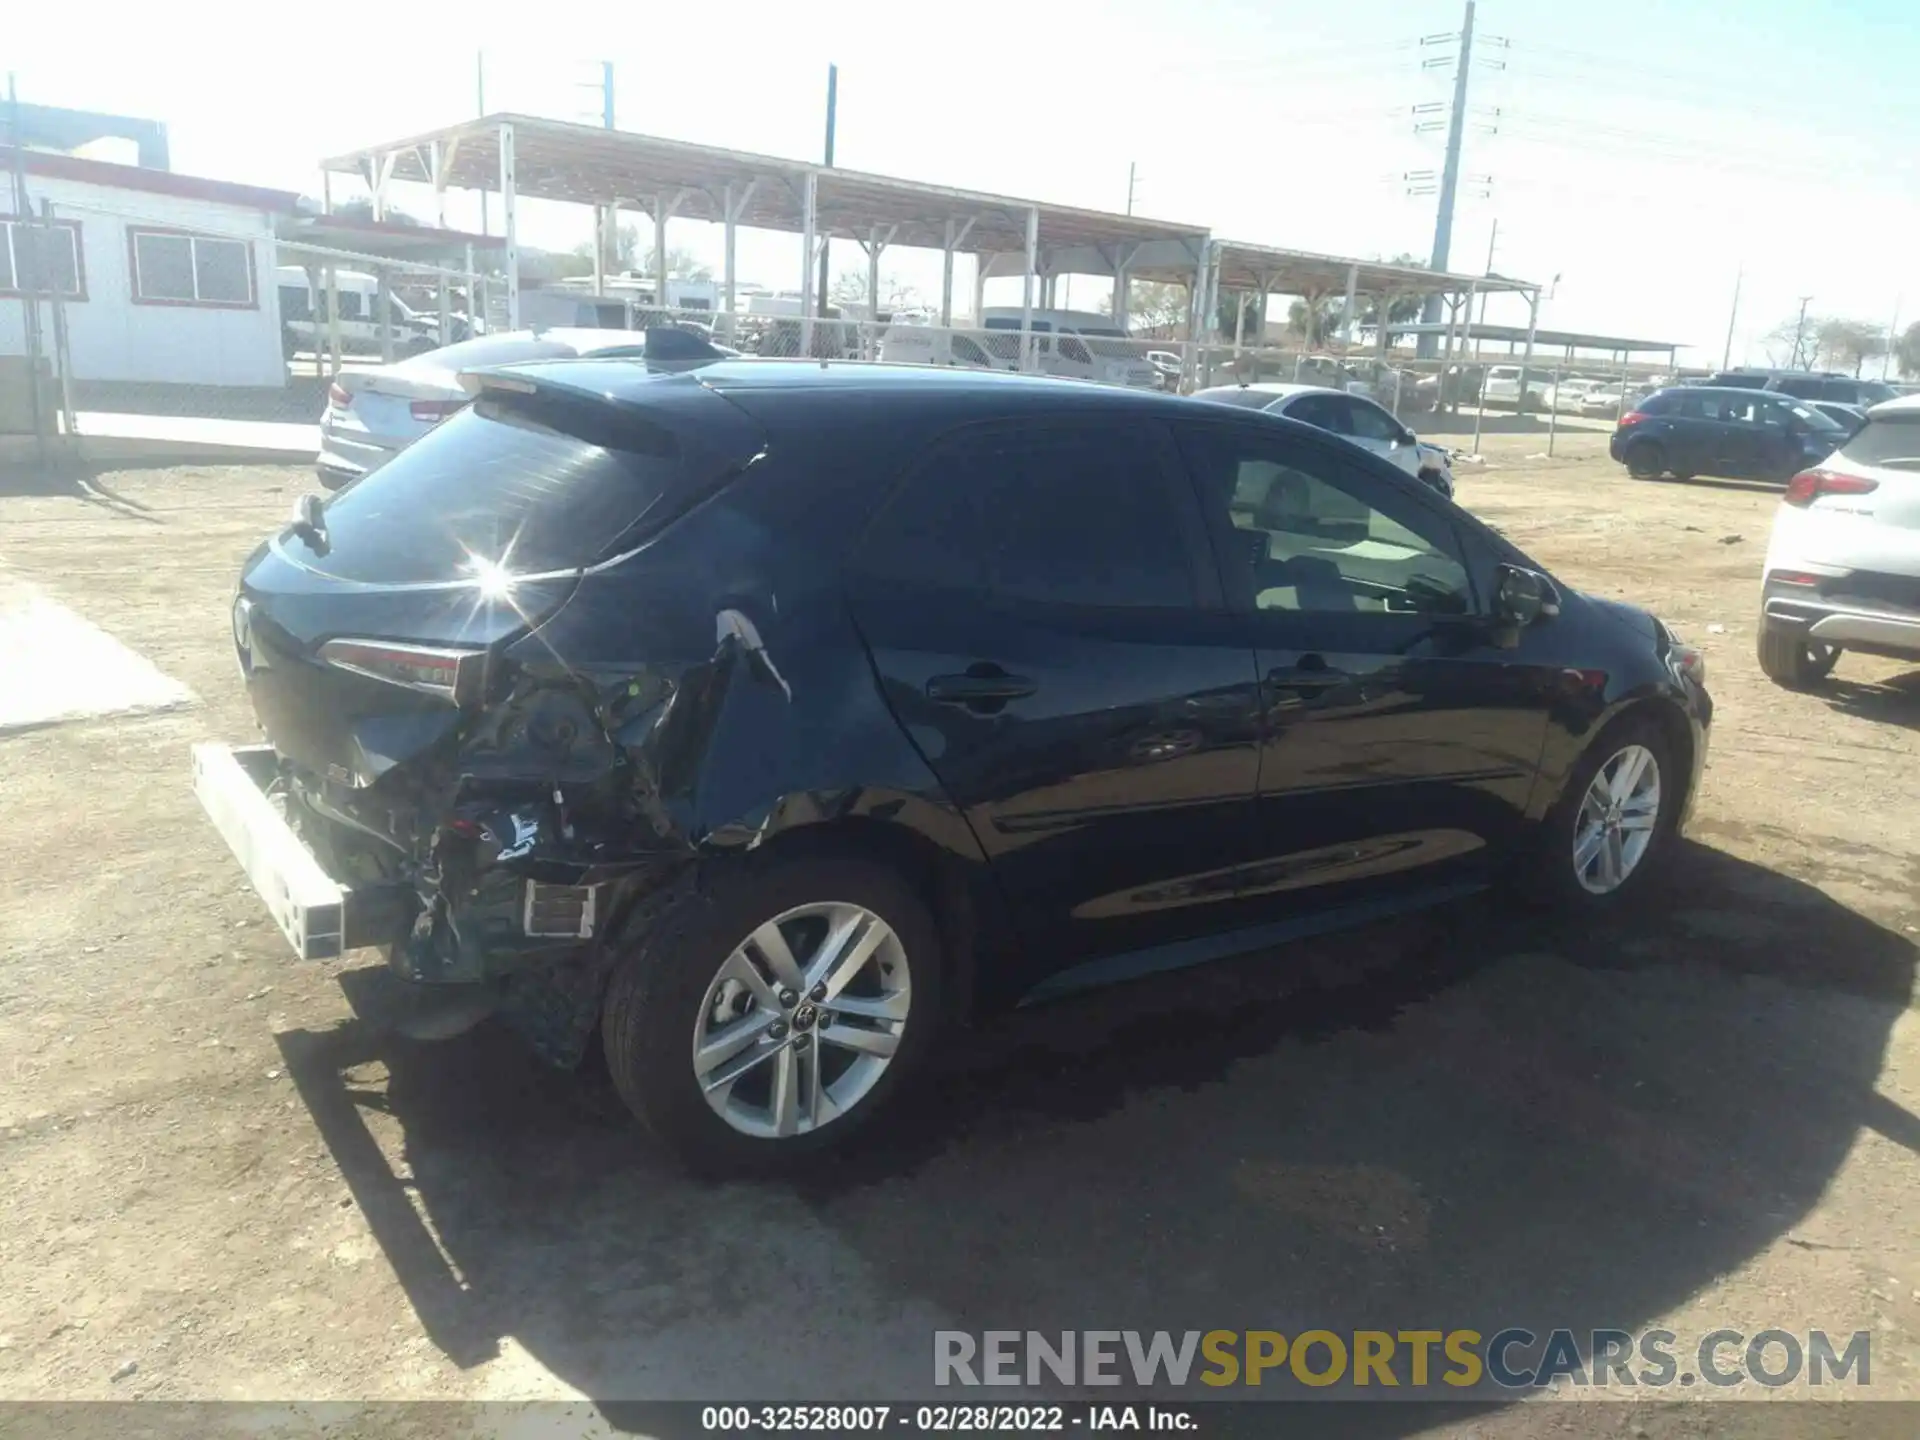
(130, 230, 255, 307)
(0, 218, 85, 299)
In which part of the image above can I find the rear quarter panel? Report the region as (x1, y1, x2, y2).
(509, 407, 991, 869)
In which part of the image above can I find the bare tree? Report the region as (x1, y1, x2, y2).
(1815, 317, 1885, 376)
(318, 196, 421, 226)
(830, 268, 926, 312)
(1898, 320, 1920, 379)
(1104, 280, 1188, 334)
(566, 225, 712, 281)
(829, 267, 868, 307)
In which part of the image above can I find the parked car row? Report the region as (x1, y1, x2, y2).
(1703, 367, 1900, 409)
(323, 334, 1465, 501)
(196, 347, 1708, 1171)
(1601, 377, 1920, 701)
(277, 267, 469, 360)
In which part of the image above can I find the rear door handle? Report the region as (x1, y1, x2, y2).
(926, 670, 1038, 705)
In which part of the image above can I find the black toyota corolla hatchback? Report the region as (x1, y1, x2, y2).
(196, 360, 1711, 1171)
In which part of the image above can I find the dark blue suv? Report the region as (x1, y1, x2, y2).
(1610, 386, 1847, 483)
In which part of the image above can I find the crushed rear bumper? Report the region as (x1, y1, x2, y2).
(191, 742, 413, 960)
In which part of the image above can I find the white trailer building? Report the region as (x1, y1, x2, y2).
(0, 148, 298, 390)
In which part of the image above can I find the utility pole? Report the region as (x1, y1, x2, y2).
(1789, 295, 1812, 370)
(816, 63, 837, 319)
(1475, 217, 1497, 329)
(599, 62, 616, 275)
(1884, 297, 1902, 380)
(1126, 161, 1138, 216)
(1418, 0, 1475, 358)
(1721, 264, 1743, 370)
(477, 51, 489, 236)
(6, 72, 47, 467)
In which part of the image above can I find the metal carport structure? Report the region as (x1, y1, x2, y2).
(1393, 321, 1682, 374)
(319, 113, 1213, 366)
(1394, 320, 1685, 416)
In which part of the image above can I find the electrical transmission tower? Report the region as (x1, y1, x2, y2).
(1412, 1, 1507, 357)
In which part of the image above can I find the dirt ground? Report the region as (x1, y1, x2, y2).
(1, 431, 1918, 1436)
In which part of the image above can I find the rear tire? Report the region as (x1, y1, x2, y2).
(601, 853, 944, 1175)
(1625, 441, 1667, 480)
(1757, 620, 1841, 689)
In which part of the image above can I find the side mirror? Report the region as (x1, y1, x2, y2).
(1495, 564, 1559, 628)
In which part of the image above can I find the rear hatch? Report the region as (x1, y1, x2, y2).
(240, 364, 765, 785)
(1786, 407, 1920, 579)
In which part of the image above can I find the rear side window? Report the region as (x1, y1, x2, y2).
(1839, 413, 1920, 470)
(859, 423, 1197, 609)
(1772, 376, 1822, 399)
(308, 392, 722, 584)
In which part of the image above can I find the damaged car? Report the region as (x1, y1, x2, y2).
(195, 359, 1712, 1172)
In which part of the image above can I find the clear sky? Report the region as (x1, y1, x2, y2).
(9, 0, 1917, 366)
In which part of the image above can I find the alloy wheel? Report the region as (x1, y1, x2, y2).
(1572, 744, 1663, 895)
(691, 901, 912, 1139)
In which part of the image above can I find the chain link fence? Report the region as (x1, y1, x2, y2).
(4, 195, 1665, 458)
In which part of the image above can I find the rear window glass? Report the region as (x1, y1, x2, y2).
(304, 393, 713, 584)
(1195, 388, 1281, 409)
(1840, 413, 1920, 470)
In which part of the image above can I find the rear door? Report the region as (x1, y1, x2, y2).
(1747, 394, 1818, 478)
(845, 416, 1265, 978)
(1172, 417, 1553, 915)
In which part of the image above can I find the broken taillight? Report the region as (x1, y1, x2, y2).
(318, 638, 485, 703)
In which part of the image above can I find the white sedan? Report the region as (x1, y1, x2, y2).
(1544, 378, 1603, 411)
(315, 328, 719, 489)
(1191, 382, 1457, 498)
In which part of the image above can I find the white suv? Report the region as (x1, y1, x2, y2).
(1758, 394, 1920, 687)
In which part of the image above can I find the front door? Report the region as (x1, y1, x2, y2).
(1172, 418, 1555, 916)
(845, 417, 1264, 989)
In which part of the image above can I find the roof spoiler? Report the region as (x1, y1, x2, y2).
(641, 325, 728, 363)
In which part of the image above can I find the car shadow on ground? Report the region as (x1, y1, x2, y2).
(1822, 669, 1920, 732)
(0, 457, 168, 518)
(277, 839, 1915, 1423)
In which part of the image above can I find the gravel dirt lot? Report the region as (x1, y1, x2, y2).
(1, 431, 1918, 1435)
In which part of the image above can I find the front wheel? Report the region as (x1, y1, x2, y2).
(601, 853, 943, 1174)
(1526, 718, 1678, 910)
(1756, 620, 1841, 689)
